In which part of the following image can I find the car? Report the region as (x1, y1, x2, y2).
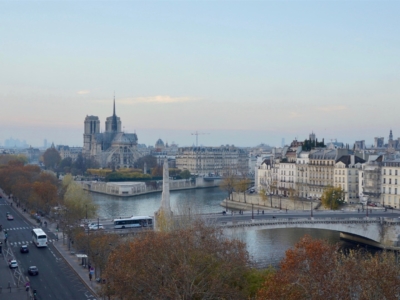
(7, 214, 14, 220)
(9, 260, 18, 269)
(28, 266, 39, 276)
(20, 245, 29, 253)
(385, 205, 394, 209)
(89, 224, 104, 230)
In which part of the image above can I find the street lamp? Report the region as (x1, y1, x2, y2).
(86, 204, 88, 220)
(310, 198, 313, 217)
(279, 195, 282, 210)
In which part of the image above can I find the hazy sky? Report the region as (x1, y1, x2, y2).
(1, 1, 399, 148)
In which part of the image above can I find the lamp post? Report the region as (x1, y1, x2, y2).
(85, 204, 88, 220)
(310, 198, 313, 217)
(279, 195, 282, 210)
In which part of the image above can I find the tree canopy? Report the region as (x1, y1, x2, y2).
(321, 185, 345, 210)
(102, 220, 251, 300)
(42, 147, 61, 170)
(256, 235, 400, 300)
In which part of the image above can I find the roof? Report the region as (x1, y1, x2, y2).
(336, 155, 366, 166)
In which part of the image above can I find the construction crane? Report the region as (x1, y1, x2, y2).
(191, 131, 209, 147)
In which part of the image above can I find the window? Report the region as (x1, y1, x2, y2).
(396, 188, 398, 195)
(396, 179, 398, 185)
(383, 187, 386, 194)
(383, 178, 386, 184)
(390, 179, 392, 184)
(389, 187, 392, 194)
(396, 170, 398, 176)
(390, 169, 392, 175)
(384, 169, 386, 175)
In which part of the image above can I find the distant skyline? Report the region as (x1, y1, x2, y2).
(1, 1, 399, 148)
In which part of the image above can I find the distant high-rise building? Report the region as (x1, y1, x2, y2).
(374, 137, 384, 148)
(281, 138, 285, 147)
(309, 132, 316, 143)
(43, 139, 48, 149)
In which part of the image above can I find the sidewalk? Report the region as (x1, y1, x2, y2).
(6, 195, 101, 298)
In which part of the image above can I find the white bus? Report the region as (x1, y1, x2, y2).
(114, 216, 153, 229)
(32, 228, 48, 247)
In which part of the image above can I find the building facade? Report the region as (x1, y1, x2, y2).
(176, 146, 248, 176)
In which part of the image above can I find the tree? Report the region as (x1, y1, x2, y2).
(220, 172, 237, 200)
(102, 220, 251, 300)
(134, 154, 157, 171)
(256, 235, 400, 300)
(58, 157, 73, 173)
(321, 186, 345, 210)
(151, 164, 163, 177)
(235, 179, 250, 203)
(180, 169, 191, 179)
(42, 148, 61, 170)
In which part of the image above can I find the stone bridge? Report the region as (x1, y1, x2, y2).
(220, 217, 400, 250)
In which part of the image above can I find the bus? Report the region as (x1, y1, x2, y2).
(114, 216, 153, 229)
(32, 228, 47, 247)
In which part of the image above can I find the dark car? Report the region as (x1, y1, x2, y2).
(385, 205, 394, 209)
(20, 245, 29, 253)
(28, 266, 39, 276)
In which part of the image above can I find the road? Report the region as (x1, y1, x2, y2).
(1, 197, 96, 300)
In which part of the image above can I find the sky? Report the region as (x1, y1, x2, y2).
(1, 0, 399, 148)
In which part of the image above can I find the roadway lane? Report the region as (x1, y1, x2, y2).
(1, 198, 96, 300)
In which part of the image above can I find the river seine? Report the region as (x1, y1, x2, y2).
(92, 187, 358, 267)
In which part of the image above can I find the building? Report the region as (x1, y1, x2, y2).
(381, 158, 400, 208)
(334, 155, 365, 202)
(82, 99, 142, 168)
(56, 145, 82, 161)
(176, 146, 248, 176)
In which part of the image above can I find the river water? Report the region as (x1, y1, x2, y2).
(92, 187, 356, 268)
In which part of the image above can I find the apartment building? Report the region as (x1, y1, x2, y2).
(176, 146, 248, 176)
(381, 159, 400, 208)
(334, 155, 365, 202)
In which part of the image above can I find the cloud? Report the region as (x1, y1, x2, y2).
(316, 105, 347, 112)
(77, 90, 90, 95)
(288, 111, 302, 118)
(119, 95, 196, 104)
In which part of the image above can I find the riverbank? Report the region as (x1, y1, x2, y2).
(221, 192, 320, 212)
(80, 177, 221, 197)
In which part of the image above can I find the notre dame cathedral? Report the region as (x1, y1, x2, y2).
(82, 99, 142, 168)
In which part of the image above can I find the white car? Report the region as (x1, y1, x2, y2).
(89, 224, 104, 230)
(9, 260, 18, 269)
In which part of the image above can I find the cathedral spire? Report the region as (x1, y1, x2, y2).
(111, 94, 118, 132)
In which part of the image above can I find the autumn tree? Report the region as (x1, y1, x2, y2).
(58, 175, 97, 240)
(321, 185, 345, 210)
(102, 220, 251, 300)
(256, 235, 400, 300)
(235, 178, 251, 203)
(151, 164, 163, 177)
(42, 147, 61, 170)
(220, 171, 237, 200)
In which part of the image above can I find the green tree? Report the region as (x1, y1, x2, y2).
(42, 148, 61, 170)
(180, 169, 191, 179)
(321, 186, 345, 210)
